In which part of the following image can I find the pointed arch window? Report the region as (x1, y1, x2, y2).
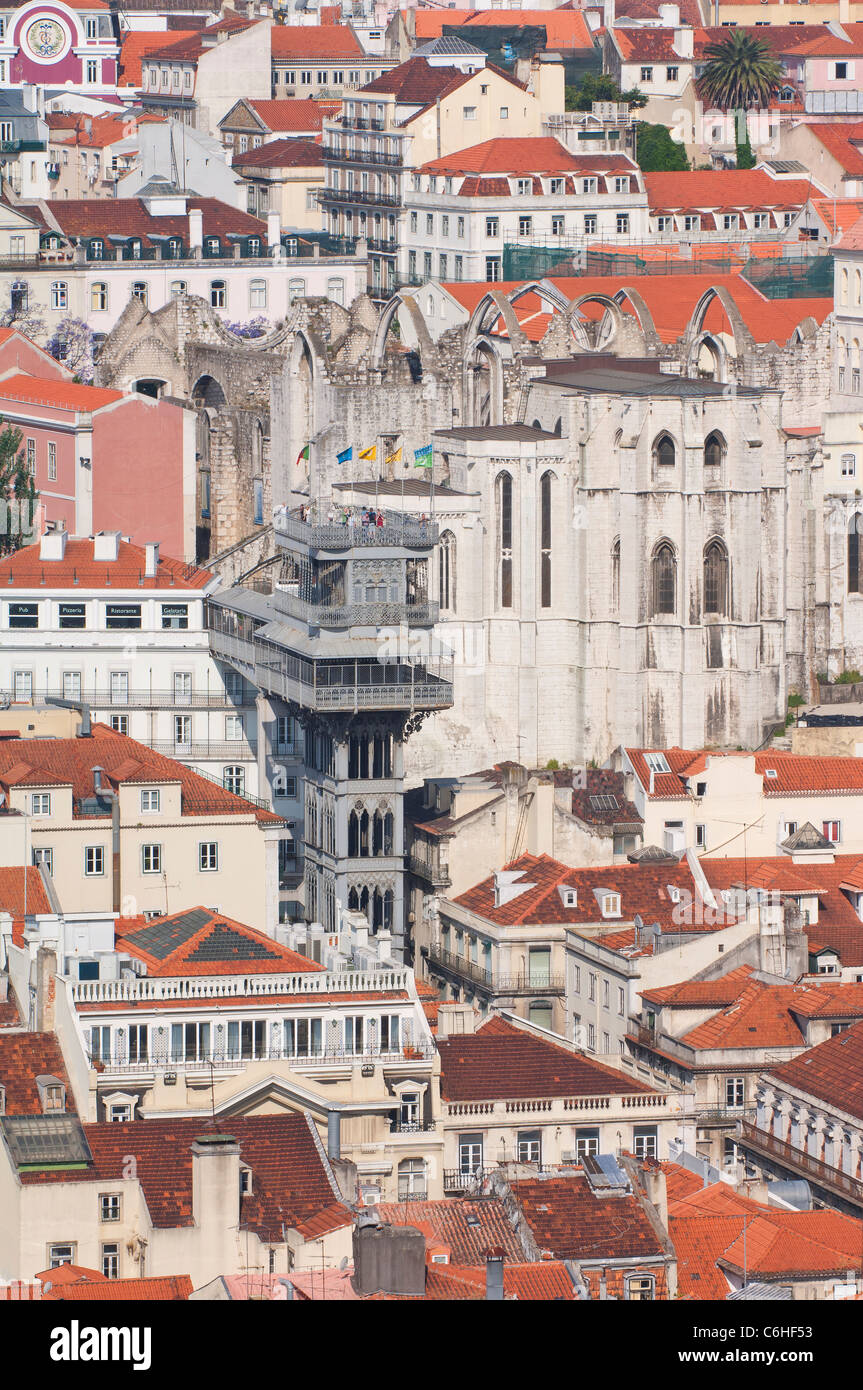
(703, 539, 729, 616)
(540, 471, 554, 608)
(653, 433, 676, 471)
(439, 530, 456, 611)
(704, 432, 725, 471)
(496, 472, 513, 608)
(651, 541, 677, 616)
(849, 515, 863, 594)
(612, 537, 620, 613)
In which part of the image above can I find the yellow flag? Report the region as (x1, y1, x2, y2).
(358, 445, 376, 460)
(385, 447, 402, 464)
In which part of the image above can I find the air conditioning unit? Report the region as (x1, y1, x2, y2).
(561, 1151, 578, 1163)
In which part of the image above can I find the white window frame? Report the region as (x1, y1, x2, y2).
(140, 789, 160, 813)
(31, 792, 51, 817)
(141, 843, 162, 874)
(199, 841, 218, 872)
(84, 845, 105, 876)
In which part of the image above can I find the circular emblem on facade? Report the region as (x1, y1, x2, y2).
(25, 16, 67, 58)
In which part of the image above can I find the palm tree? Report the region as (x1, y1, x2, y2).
(699, 32, 782, 111)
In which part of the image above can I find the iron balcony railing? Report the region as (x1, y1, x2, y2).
(319, 187, 400, 209)
(695, 1106, 755, 1126)
(408, 852, 451, 887)
(321, 146, 401, 167)
(427, 943, 564, 996)
(274, 506, 438, 550)
(13, 689, 255, 709)
(149, 740, 257, 761)
(271, 590, 439, 629)
(391, 1121, 437, 1134)
(338, 116, 385, 131)
(91, 1043, 436, 1072)
(737, 1120, 863, 1206)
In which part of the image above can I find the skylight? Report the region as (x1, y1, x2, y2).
(645, 752, 671, 775)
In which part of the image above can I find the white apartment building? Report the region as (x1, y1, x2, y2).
(618, 746, 863, 858)
(0, 530, 268, 802)
(403, 138, 648, 283)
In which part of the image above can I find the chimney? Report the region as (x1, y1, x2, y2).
(436, 1002, 477, 1039)
(642, 1166, 669, 1230)
(351, 1213, 426, 1297)
(188, 206, 203, 254)
(485, 1250, 505, 1301)
(672, 25, 694, 59)
(191, 1134, 241, 1275)
(35, 945, 58, 1032)
(144, 541, 159, 578)
(327, 1109, 341, 1161)
(657, 1, 680, 21)
(92, 765, 104, 793)
(93, 531, 120, 562)
(39, 524, 67, 561)
(599, 1269, 608, 1301)
(267, 209, 281, 250)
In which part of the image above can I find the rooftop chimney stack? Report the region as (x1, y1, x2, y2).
(485, 1251, 505, 1301)
(188, 206, 203, 255)
(93, 531, 120, 563)
(144, 541, 159, 578)
(39, 523, 67, 562)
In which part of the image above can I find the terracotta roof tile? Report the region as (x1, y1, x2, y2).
(114, 906, 323, 977)
(640, 965, 755, 1008)
(0, 537, 211, 591)
(246, 98, 341, 133)
(514, 1173, 667, 1265)
(270, 24, 363, 59)
(421, 137, 637, 177)
(232, 137, 324, 170)
(766, 1018, 863, 1122)
(18, 1114, 345, 1237)
(118, 31, 200, 86)
(644, 169, 815, 213)
(0, 1033, 76, 1114)
(375, 1198, 524, 1263)
(0, 725, 282, 825)
(438, 1016, 655, 1101)
(18, 197, 266, 251)
(42, 1274, 192, 1300)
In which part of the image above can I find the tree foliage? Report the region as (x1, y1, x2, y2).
(735, 128, 756, 169)
(565, 73, 647, 111)
(46, 317, 97, 383)
(635, 122, 690, 172)
(0, 418, 38, 555)
(224, 316, 271, 339)
(698, 32, 782, 111)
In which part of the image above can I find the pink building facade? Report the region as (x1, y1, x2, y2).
(1, 0, 119, 94)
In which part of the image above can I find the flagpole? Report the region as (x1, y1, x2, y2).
(400, 437, 405, 521)
(375, 436, 380, 514)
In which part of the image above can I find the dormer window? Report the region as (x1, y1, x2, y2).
(764, 768, 777, 779)
(562, 888, 578, 907)
(140, 789, 160, 813)
(667, 885, 681, 903)
(239, 1166, 253, 1196)
(644, 752, 670, 775)
(37, 1075, 65, 1113)
(601, 893, 621, 918)
(0, 1083, 5, 1114)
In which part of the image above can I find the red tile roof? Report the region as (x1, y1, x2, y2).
(19, 197, 266, 251)
(42, 1274, 193, 1300)
(514, 1173, 668, 1266)
(375, 1199, 524, 1263)
(114, 906, 323, 978)
(51, 113, 164, 149)
(0, 374, 124, 414)
(784, 22, 863, 56)
(411, 8, 593, 48)
(644, 169, 815, 213)
(700, 856, 863, 965)
(804, 123, 863, 179)
(839, 213, 863, 252)
(420, 137, 637, 177)
(118, 31, 201, 86)
(626, 746, 863, 798)
(766, 1018, 863, 1122)
(270, 24, 363, 59)
(18, 1114, 345, 1236)
(438, 1016, 655, 1101)
(232, 137, 324, 170)
(362, 55, 469, 104)
(146, 14, 256, 64)
(0, 865, 52, 929)
(0, 1033, 76, 1114)
(0, 725, 283, 825)
(677, 980, 809, 1051)
(246, 98, 341, 133)
(451, 850, 725, 932)
(640, 965, 756, 1008)
(0, 537, 212, 591)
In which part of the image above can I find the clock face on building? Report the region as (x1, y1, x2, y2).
(25, 17, 67, 59)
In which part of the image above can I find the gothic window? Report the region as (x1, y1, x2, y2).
(703, 539, 729, 616)
(652, 433, 675, 472)
(612, 537, 620, 613)
(849, 516, 863, 594)
(439, 530, 456, 611)
(704, 431, 725, 471)
(651, 541, 677, 617)
(540, 471, 554, 608)
(496, 472, 513, 608)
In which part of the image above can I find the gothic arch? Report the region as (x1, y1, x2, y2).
(686, 285, 753, 357)
(465, 333, 504, 426)
(370, 290, 434, 372)
(686, 331, 728, 383)
(465, 287, 530, 349)
(614, 287, 661, 351)
(191, 374, 227, 411)
(565, 293, 624, 351)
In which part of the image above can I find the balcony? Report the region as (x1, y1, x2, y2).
(408, 852, 451, 887)
(271, 590, 439, 629)
(15, 688, 255, 710)
(319, 187, 400, 209)
(74, 965, 412, 1005)
(695, 1106, 755, 1127)
(737, 1119, 863, 1209)
(338, 116, 385, 131)
(148, 740, 257, 761)
(366, 238, 398, 255)
(322, 145, 401, 167)
(426, 943, 564, 996)
(274, 506, 438, 550)
(91, 1042, 436, 1076)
